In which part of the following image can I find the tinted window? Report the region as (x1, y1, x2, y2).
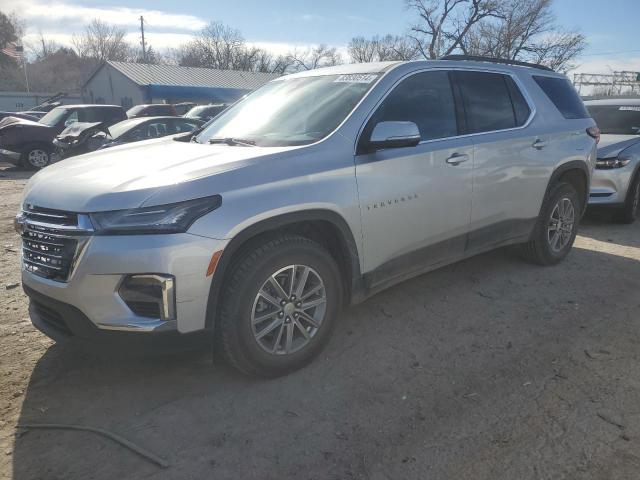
(586, 105, 640, 135)
(368, 71, 457, 141)
(533, 76, 588, 119)
(455, 71, 517, 133)
(78, 109, 101, 123)
(505, 76, 531, 126)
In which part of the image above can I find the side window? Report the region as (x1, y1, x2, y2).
(505, 76, 531, 126)
(63, 110, 78, 127)
(174, 120, 199, 133)
(367, 70, 457, 142)
(145, 121, 169, 138)
(533, 75, 589, 119)
(78, 109, 100, 123)
(455, 71, 520, 133)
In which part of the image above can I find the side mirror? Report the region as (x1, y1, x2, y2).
(368, 121, 421, 150)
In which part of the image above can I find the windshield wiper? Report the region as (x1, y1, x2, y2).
(208, 137, 256, 147)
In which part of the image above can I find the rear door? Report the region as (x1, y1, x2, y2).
(452, 70, 541, 251)
(355, 70, 474, 284)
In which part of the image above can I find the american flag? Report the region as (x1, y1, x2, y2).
(1, 41, 23, 59)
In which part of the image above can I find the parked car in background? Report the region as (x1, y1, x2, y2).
(0, 104, 126, 169)
(0, 112, 39, 122)
(17, 58, 596, 377)
(585, 98, 640, 223)
(173, 102, 196, 116)
(127, 104, 178, 118)
(54, 116, 204, 159)
(184, 104, 229, 122)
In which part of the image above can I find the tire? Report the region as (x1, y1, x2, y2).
(520, 182, 581, 266)
(21, 144, 52, 170)
(217, 234, 343, 377)
(613, 173, 640, 224)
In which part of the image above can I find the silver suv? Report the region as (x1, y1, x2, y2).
(584, 99, 640, 223)
(16, 58, 598, 376)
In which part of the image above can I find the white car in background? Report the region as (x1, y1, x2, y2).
(585, 99, 640, 223)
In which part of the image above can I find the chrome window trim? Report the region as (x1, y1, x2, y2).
(353, 65, 538, 155)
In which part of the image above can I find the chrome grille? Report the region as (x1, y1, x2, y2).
(19, 205, 92, 282)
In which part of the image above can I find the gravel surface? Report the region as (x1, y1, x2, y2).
(0, 164, 639, 480)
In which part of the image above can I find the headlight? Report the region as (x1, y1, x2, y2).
(90, 195, 221, 235)
(596, 155, 631, 169)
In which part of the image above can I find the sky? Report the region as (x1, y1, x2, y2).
(3, 0, 640, 74)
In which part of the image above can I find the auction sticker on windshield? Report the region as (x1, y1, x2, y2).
(334, 74, 378, 83)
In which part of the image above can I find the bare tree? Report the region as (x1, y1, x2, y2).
(288, 44, 342, 71)
(26, 30, 59, 61)
(176, 21, 288, 73)
(72, 19, 131, 62)
(348, 35, 418, 62)
(460, 0, 585, 72)
(178, 22, 245, 69)
(405, 0, 501, 59)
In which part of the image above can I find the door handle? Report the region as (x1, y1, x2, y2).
(532, 139, 548, 150)
(445, 153, 469, 165)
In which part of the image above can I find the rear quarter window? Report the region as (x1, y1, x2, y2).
(533, 76, 589, 119)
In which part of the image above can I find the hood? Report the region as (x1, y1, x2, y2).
(22, 137, 300, 212)
(0, 116, 50, 131)
(597, 134, 640, 158)
(57, 122, 104, 141)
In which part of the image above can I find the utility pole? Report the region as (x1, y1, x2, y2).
(139, 15, 147, 63)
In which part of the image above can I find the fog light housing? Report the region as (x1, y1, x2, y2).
(118, 274, 176, 321)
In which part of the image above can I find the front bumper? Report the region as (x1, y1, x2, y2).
(22, 232, 227, 339)
(0, 148, 21, 165)
(588, 164, 637, 206)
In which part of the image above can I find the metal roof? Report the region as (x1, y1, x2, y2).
(584, 98, 640, 106)
(105, 61, 280, 90)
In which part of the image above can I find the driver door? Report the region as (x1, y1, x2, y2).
(355, 70, 473, 285)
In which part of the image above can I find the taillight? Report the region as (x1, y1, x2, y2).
(586, 126, 601, 144)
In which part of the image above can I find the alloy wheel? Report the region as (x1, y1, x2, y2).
(251, 264, 326, 355)
(547, 197, 575, 252)
(28, 149, 49, 168)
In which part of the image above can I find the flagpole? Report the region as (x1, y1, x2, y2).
(20, 43, 29, 93)
(22, 56, 30, 93)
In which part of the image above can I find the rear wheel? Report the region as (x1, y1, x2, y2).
(217, 234, 342, 377)
(520, 182, 581, 265)
(613, 173, 640, 224)
(21, 144, 52, 170)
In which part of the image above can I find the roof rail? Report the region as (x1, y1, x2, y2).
(439, 55, 555, 72)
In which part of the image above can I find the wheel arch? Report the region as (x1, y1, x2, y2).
(544, 160, 590, 215)
(204, 209, 364, 330)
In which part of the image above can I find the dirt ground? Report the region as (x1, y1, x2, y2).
(0, 162, 639, 480)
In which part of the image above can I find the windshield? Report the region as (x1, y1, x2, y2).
(587, 105, 640, 135)
(39, 107, 69, 127)
(196, 73, 380, 147)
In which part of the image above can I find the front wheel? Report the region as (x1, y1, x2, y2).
(217, 235, 343, 377)
(21, 144, 52, 170)
(520, 182, 581, 265)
